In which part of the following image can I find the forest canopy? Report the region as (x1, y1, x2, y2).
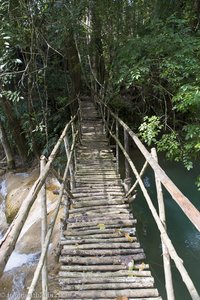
(0, 0, 200, 185)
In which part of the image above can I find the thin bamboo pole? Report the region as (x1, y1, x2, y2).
(116, 117, 119, 173)
(64, 135, 75, 190)
(50, 167, 74, 199)
(25, 131, 78, 300)
(151, 148, 175, 300)
(126, 160, 148, 198)
(124, 128, 131, 182)
(71, 118, 77, 177)
(105, 124, 200, 300)
(40, 156, 48, 300)
(0, 114, 78, 278)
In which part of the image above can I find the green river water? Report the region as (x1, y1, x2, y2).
(127, 150, 200, 300)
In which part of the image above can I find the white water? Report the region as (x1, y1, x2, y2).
(7, 272, 25, 300)
(0, 175, 38, 300)
(0, 179, 8, 238)
(5, 251, 39, 272)
(15, 172, 29, 178)
(0, 179, 7, 198)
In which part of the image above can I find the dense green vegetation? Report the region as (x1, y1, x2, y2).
(0, 0, 199, 183)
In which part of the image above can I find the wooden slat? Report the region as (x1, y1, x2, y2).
(57, 99, 162, 300)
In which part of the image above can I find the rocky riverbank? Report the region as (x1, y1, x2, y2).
(0, 167, 62, 299)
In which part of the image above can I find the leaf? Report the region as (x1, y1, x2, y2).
(125, 232, 134, 242)
(139, 262, 146, 271)
(128, 260, 135, 271)
(98, 223, 105, 230)
(115, 228, 123, 236)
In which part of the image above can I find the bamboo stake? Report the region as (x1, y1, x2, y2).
(0, 114, 77, 278)
(124, 128, 131, 182)
(126, 160, 148, 198)
(71, 117, 77, 177)
(105, 124, 200, 300)
(116, 116, 119, 173)
(40, 156, 48, 300)
(151, 148, 175, 300)
(25, 131, 78, 300)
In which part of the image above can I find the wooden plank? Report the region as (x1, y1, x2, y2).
(60, 237, 137, 245)
(67, 219, 136, 229)
(58, 289, 159, 298)
(59, 268, 151, 278)
(61, 248, 144, 256)
(64, 228, 136, 237)
(60, 254, 145, 265)
(59, 276, 154, 284)
(62, 242, 140, 250)
(60, 281, 154, 290)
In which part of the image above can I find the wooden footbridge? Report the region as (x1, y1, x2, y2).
(0, 97, 200, 300)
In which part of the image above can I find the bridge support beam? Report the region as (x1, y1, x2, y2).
(151, 148, 175, 300)
(124, 128, 131, 191)
(40, 156, 48, 300)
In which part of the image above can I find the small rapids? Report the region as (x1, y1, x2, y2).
(0, 179, 8, 238)
(0, 170, 60, 299)
(5, 251, 39, 272)
(0, 175, 39, 300)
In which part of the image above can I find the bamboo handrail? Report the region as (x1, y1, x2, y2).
(0, 110, 79, 278)
(103, 116, 200, 300)
(97, 100, 200, 232)
(25, 130, 78, 300)
(97, 99, 200, 300)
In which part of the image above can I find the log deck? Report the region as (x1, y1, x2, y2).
(57, 99, 162, 300)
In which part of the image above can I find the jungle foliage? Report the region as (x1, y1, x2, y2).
(0, 0, 199, 180)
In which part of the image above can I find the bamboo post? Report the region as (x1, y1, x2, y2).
(77, 98, 82, 143)
(124, 128, 131, 189)
(116, 117, 119, 173)
(40, 156, 48, 300)
(71, 118, 77, 178)
(151, 148, 175, 300)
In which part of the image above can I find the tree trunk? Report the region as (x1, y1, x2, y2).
(91, 5, 105, 87)
(67, 32, 82, 98)
(0, 96, 28, 163)
(0, 120, 15, 169)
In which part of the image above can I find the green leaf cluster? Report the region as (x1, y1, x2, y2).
(112, 14, 200, 174)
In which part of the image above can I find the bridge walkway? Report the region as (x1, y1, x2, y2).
(57, 99, 162, 299)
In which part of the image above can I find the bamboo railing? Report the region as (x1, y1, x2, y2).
(0, 99, 80, 300)
(95, 98, 200, 300)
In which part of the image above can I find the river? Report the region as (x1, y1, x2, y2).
(127, 149, 200, 300)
